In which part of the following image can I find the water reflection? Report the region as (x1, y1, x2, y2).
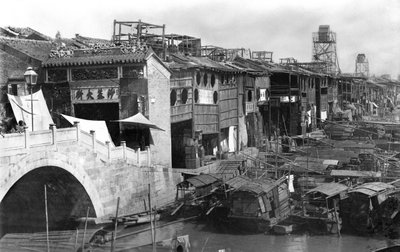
(122, 220, 398, 252)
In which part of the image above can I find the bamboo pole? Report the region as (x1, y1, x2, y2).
(44, 185, 50, 252)
(111, 197, 120, 252)
(82, 207, 90, 252)
(74, 228, 79, 252)
(148, 184, 156, 252)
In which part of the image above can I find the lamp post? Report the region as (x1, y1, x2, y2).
(24, 67, 38, 131)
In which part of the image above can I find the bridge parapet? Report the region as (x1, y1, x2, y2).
(0, 123, 151, 167)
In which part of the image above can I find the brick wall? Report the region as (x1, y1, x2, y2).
(146, 55, 172, 167)
(0, 50, 29, 117)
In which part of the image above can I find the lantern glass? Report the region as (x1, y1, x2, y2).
(24, 67, 38, 85)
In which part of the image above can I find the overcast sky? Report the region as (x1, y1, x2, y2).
(1, 0, 399, 78)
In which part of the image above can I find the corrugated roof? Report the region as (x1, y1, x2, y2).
(185, 174, 220, 188)
(43, 50, 147, 67)
(307, 182, 348, 197)
(350, 182, 394, 196)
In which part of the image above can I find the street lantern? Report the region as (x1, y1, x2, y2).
(24, 67, 38, 85)
(24, 67, 38, 131)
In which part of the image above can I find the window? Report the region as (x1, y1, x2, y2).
(203, 73, 208, 86)
(194, 89, 199, 103)
(196, 72, 201, 85)
(170, 90, 177, 106)
(181, 89, 188, 104)
(213, 91, 218, 104)
(211, 74, 216, 87)
(247, 90, 253, 102)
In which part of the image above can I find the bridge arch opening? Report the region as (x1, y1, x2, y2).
(0, 166, 96, 236)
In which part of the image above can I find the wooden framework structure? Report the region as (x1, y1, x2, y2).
(311, 25, 340, 75)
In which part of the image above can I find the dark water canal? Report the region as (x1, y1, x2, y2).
(115, 220, 400, 252)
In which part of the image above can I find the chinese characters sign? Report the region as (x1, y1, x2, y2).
(71, 87, 119, 103)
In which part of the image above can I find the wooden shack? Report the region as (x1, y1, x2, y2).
(223, 175, 289, 232)
(176, 174, 221, 200)
(340, 182, 400, 234)
(168, 54, 240, 168)
(303, 182, 348, 234)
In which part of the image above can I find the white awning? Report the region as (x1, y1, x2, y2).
(62, 114, 114, 146)
(7, 90, 54, 131)
(112, 112, 164, 131)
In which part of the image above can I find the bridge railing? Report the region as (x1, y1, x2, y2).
(0, 122, 151, 167)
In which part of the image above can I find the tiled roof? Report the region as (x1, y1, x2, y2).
(43, 50, 147, 67)
(0, 26, 52, 41)
(169, 54, 237, 72)
(0, 36, 53, 61)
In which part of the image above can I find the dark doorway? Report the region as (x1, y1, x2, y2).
(74, 103, 120, 144)
(121, 127, 150, 151)
(171, 120, 192, 168)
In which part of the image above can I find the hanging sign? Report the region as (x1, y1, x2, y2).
(71, 87, 119, 103)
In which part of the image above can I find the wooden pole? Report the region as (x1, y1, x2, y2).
(31, 85, 34, 132)
(74, 228, 79, 252)
(333, 199, 341, 237)
(111, 197, 120, 252)
(148, 184, 156, 252)
(82, 207, 90, 252)
(44, 185, 50, 252)
(153, 205, 157, 247)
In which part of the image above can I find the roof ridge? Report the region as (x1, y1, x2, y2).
(0, 36, 53, 45)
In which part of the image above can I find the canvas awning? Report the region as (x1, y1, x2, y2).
(112, 112, 164, 131)
(62, 114, 114, 146)
(7, 90, 54, 131)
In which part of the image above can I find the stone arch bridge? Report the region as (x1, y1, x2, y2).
(0, 123, 180, 235)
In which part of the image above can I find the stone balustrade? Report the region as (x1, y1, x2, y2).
(0, 123, 150, 167)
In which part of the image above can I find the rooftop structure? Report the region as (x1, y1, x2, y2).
(355, 53, 369, 77)
(312, 25, 340, 75)
(112, 20, 201, 60)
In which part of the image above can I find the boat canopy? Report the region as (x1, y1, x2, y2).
(225, 175, 276, 195)
(349, 182, 395, 197)
(306, 182, 348, 198)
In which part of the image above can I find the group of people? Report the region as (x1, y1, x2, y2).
(0, 118, 26, 137)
